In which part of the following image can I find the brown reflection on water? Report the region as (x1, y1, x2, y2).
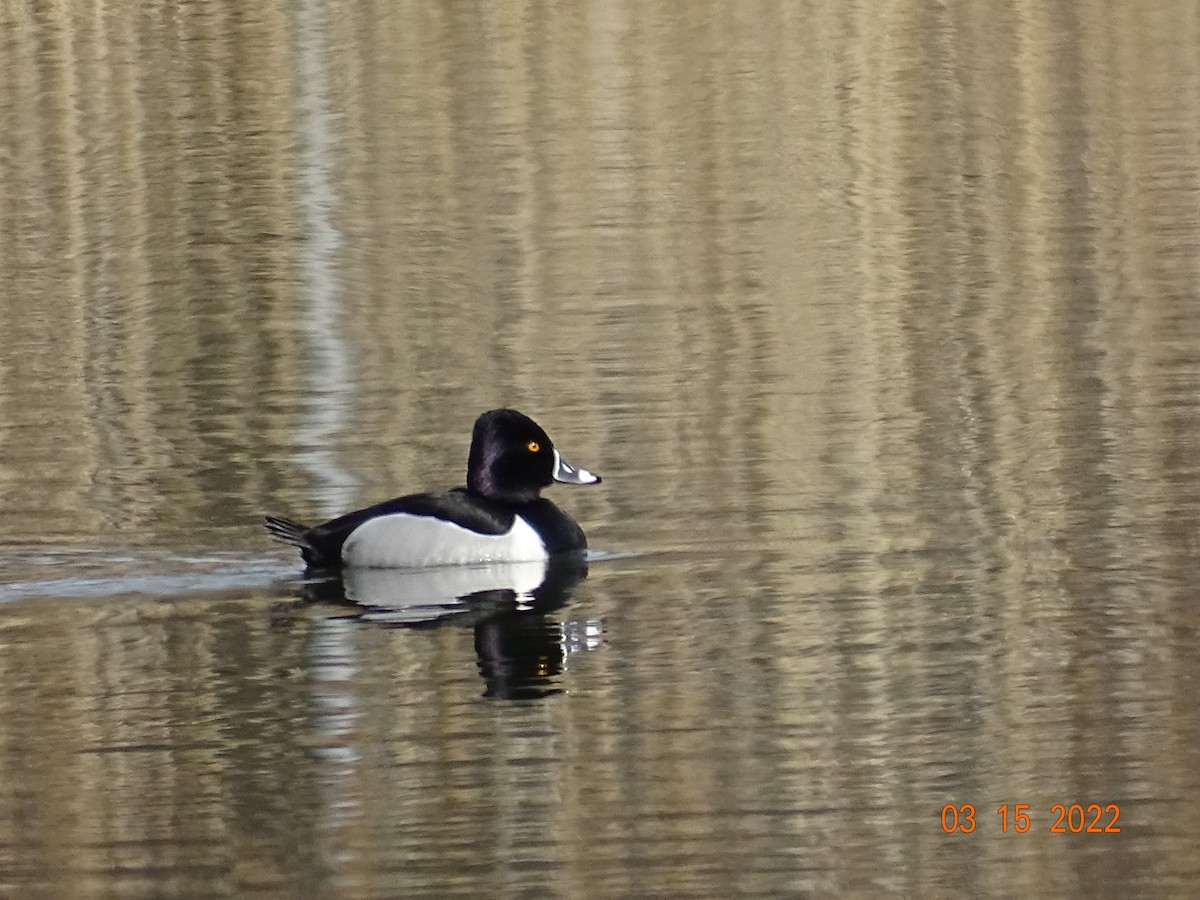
(0, 592, 325, 897)
(1, 0, 1200, 897)
(0, 1, 304, 539)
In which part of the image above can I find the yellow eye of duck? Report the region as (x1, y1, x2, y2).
(526, 440, 540, 453)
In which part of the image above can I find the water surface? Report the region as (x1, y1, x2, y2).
(2, 1, 1200, 897)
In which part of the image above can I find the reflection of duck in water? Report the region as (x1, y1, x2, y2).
(305, 554, 602, 700)
(265, 409, 601, 570)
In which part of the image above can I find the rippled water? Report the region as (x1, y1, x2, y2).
(2, 1, 1200, 897)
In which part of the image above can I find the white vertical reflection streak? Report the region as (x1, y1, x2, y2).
(295, 5, 363, 886)
(310, 617, 364, 889)
(295, 0, 358, 517)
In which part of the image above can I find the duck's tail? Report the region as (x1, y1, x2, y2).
(264, 515, 313, 551)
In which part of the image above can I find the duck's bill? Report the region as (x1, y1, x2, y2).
(553, 450, 601, 485)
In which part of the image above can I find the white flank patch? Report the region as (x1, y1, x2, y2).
(340, 513, 549, 568)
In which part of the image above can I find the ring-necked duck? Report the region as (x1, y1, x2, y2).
(265, 408, 601, 569)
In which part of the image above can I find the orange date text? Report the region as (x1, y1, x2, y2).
(940, 804, 1121, 833)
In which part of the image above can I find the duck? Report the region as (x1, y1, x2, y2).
(264, 408, 601, 569)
